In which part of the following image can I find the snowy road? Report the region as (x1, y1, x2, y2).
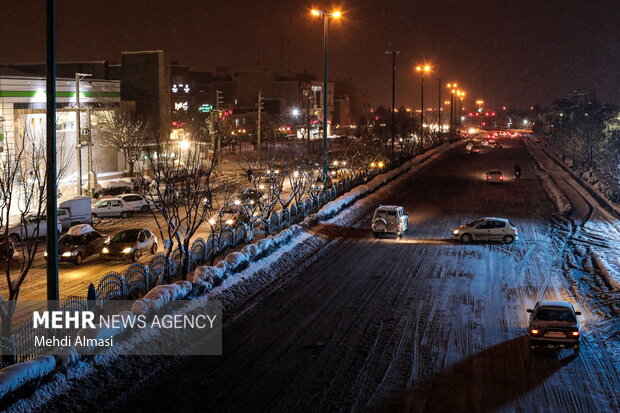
(35, 139, 620, 412)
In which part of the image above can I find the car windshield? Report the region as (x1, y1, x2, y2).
(111, 230, 140, 243)
(536, 308, 576, 323)
(465, 219, 484, 227)
(59, 235, 83, 245)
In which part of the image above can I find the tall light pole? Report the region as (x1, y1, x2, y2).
(385, 51, 401, 164)
(74, 72, 91, 196)
(46, 0, 59, 301)
(415, 64, 431, 148)
(311, 8, 342, 185)
(446, 83, 458, 134)
(437, 77, 442, 134)
(456, 90, 465, 134)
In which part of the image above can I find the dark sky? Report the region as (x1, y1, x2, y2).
(1, 0, 619, 110)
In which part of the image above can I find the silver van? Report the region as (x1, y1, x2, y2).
(372, 205, 409, 238)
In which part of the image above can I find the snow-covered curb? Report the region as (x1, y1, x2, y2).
(591, 252, 620, 291)
(0, 141, 460, 407)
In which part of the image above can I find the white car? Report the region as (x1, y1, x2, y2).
(452, 217, 518, 244)
(92, 198, 134, 218)
(7, 215, 63, 242)
(372, 205, 408, 238)
(119, 194, 153, 212)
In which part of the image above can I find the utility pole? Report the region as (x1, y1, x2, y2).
(46, 0, 59, 301)
(74, 72, 91, 196)
(216, 90, 223, 171)
(437, 77, 442, 134)
(420, 75, 424, 148)
(385, 51, 400, 164)
(86, 107, 95, 196)
(449, 91, 454, 134)
(322, 15, 329, 184)
(257, 90, 263, 163)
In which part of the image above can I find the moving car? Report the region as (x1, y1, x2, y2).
(237, 188, 263, 205)
(47, 224, 109, 265)
(372, 205, 408, 238)
(494, 142, 503, 148)
(470, 146, 481, 155)
(119, 194, 153, 212)
(452, 217, 518, 244)
(92, 198, 134, 218)
(7, 215, 63, 242)
(101, 228, 158, 261)
(486, 170, 504, 183)
(527, 301, 581, 354)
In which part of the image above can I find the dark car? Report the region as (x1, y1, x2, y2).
(101, 228, 158, 262)
(237, 187, 263, 205)
(52, 229, 109, 265)
(527, 301, 581, 354)
(0, 234, 15, 260)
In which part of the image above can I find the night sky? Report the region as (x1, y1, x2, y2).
(1, 0, 619, 110)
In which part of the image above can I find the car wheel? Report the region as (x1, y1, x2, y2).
(92, 213, 98, 219)
(574, 345, 580, 356)
(141, 205, 150, 213)
(120, 211, 130, 219)
(503, 235, 514, 244)
(131, 250, 139, 262)
(74, 253, 83, 266)
(373, 232, 379, 239)
(151, 243, 158, 254)
(460, 233, 472, 243)
(8, 234, 20, 243)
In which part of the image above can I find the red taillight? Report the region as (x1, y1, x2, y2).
(572, 331, 580, 337)
(530, 329, 540, 335)
(487, 176, 490, 180)
(499, 176, 503, 180)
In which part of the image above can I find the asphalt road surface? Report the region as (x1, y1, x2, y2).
(40, 139, 620, 412)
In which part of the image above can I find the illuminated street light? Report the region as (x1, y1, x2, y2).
(291, 107, 300, 117)
(415, 63, 432, 147)
(310, 7, 343, 187)
(180, 140, 190, 150)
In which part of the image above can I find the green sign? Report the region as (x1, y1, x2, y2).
(0, 133, 4, 141)
(199, 104, 213, 113)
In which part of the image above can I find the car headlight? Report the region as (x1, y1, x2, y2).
(122, 247, 133, 254)
(452, 230, 459, 235)
(44, 251, 48, 257)
(225, 219, 234, 226)
(102, 247, 109, 254)
(62, 252, 72, 257)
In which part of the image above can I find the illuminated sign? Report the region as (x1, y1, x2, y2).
(174, 102, 189, 111)
(199, 104, 213, 113)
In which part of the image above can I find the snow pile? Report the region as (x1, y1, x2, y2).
(75, 311, 135, 355)
(0, 355, 56, 400)
(193, 225, 303, 285)
(591, 252, 620, 291)
(131, 281, 193, 316)
(539, 174, 572, 216)
(67, 224, 95, 236)
(52, 346, 80, 368)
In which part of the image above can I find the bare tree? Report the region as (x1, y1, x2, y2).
(95, 110, 147, 177)
(138, 137, 220, 278)
(0, 119, 71, 362)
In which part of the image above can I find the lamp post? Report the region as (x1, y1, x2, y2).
(385, 51, 401, 164)
(415, 64, 431, 148)
(456, 90, 465, 135)
(46, 0, 59, 301)
(311, 8, 342, 186)
(446, 83, 458, 134)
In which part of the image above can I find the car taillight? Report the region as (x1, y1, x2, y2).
(571, 331, 580, 337)
(530, 329, 540, 335)
(499, 176, 503, 180)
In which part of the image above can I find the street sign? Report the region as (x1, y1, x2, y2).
(199, 104, 213, 113)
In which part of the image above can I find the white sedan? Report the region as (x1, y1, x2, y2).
(92, 198, 134, 218)
(7, 215, 63, 242)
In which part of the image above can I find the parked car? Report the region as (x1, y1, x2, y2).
(527, 301, 581, 354)
(7, 215, 62, 242)
(46, 224, 108, 265)
(452, 217, 518, 244)
(119, 193, 153, 212)
(486, 170, 504, 183)
(0, 234, 15, 260)
(101, 228, 158, 261)
(92, 198, 134, 218)
(58, 196, 93, 230)
(372, 205, 408, 238)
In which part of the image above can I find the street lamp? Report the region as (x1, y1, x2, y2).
(446, 83, 458, 134)
(385, 50, 401, 164)
(310, 8, 342, 186)
(415, 64, 431, 148)
(456, 90, 465, 134)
